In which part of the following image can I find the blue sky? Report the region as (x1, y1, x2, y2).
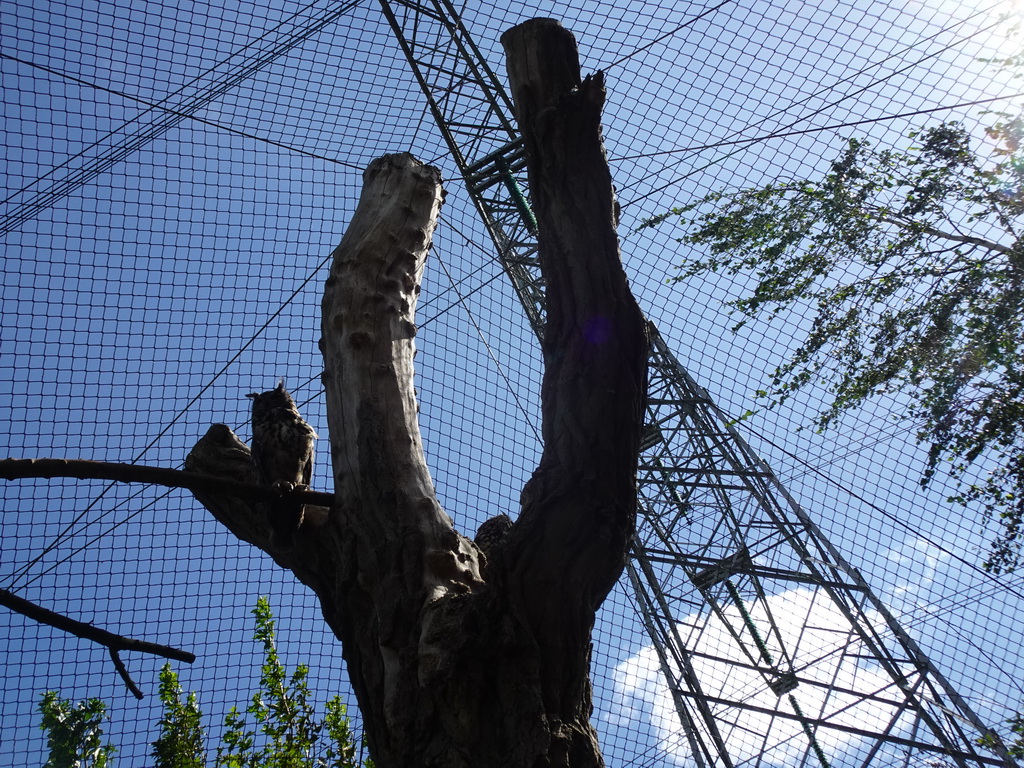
(2, 0, 1023, 765)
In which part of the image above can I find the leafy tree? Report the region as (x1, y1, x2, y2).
(650, 36, 1024, 752)
(216, 597, 370, 768)
(646, 113, 1024, 571)
(38, 691, 115, 768)
(153, 664, 206, 768)
(38, 599, 371, 768)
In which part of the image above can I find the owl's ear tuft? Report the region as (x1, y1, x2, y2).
(276, 380, 286, 392)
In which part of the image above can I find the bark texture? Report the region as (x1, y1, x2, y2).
(199, 19, 648, 768)
(496, 18, 651, 765)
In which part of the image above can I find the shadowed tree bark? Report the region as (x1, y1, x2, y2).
(194, 18, 648, 767)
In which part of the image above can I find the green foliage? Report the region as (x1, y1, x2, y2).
(38, 691, 116, 768)
(216, 596, 369, 768)
(647, 115, 1024, 571)
(977, 709, 1024, 761)
(153, 663, 206, 768)
(38, 599, 370, 768)
(1008, 711, 1024, 760)
(323, 698, 373, 768)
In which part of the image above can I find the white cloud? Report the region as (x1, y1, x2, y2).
(611, 586, 923, 768)
(884, 537, 949, 619)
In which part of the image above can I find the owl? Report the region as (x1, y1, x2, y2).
(474, 513, 513, 560)
(185, 423, 258, 515)
(186, 423, 256, 483)
(247, 382, 318, 549)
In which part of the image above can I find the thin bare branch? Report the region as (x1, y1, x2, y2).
(0, 587, 196, 662)
(109, 648, 144, 700)
(875, 212, 1016, 256)
(0, 586, 195, 698)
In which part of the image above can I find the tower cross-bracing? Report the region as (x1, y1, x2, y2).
(376, 2, 1013, 766)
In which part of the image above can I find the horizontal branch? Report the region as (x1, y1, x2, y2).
(0, 587, 195, 662)
(0, 587, 196, 699)
(0, 458, 335, 507)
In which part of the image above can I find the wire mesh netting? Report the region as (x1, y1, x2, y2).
(2, 0, 1023, 766)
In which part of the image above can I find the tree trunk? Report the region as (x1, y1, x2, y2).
(202, 18, 648, 767)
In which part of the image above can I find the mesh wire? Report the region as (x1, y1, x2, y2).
(2, 0, 1022, 765)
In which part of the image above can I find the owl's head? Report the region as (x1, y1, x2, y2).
(247, 380, 297, 416)
(203, 422, 246, 446)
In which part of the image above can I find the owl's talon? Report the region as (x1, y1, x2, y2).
(272, 480, 296, 495)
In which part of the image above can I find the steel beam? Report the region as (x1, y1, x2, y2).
(376, 3, 1012, 766)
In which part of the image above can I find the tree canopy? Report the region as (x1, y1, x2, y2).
(646, 111, 1024, 571)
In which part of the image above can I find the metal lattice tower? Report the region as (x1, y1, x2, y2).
(376, 2, 1013, 767)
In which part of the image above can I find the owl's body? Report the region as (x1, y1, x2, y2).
(185, 423, 259, 522)
(475, 513, 513, 561)
(248, 382, 317, 490)
(185, 423, 257, 484)
(247, 382, 318, 548)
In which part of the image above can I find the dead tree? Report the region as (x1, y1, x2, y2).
(199, 18, 648, 767)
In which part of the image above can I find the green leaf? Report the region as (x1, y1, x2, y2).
(656, 111, 1024, 570)
(39, 691, 116, 768)
(152, 663, 206, 768)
